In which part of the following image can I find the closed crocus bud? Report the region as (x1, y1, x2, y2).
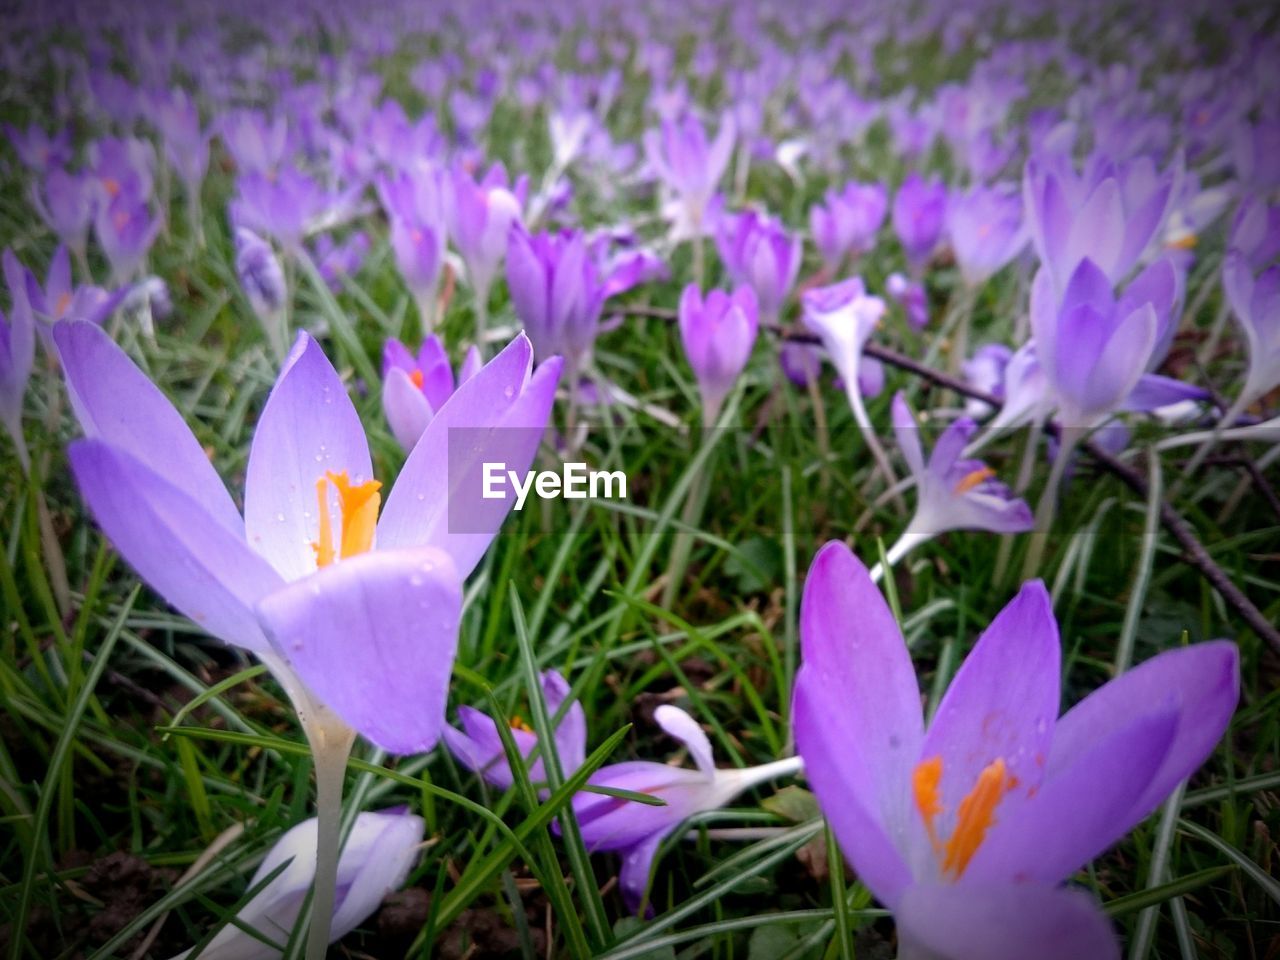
(167, 808, 424, 960)
(892, 172, 948, 270)
(234, 227, 289, 358)
(381, 335, 481, 450)
(715, 210, 801, 323)
(678, 283, 759, 426)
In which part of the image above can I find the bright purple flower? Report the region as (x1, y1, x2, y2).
(794, 542, 1238, 960)
(809, 181, 888, 268)
(381, 335, 482, 451)
(506, 226, 650, 369)
(1222, 252, 1280, 412)
(678, 284, 759, 425)
(1, 251, 35, 469)
(946, 183, 1028, 288)
(892, 392, 1033, 541)
(1029, 258, 1173, 429)
(715, 210, 801, 323)
(56, 322, 560, 754)
(644, 112, 735, 235)
(443, 670, 586, 792)
(886, 272, 929, 329)
(445, 163, 525, 306)
(892, 173, 948, 270)
(1023, 152, 1180, 296)
(94, 192, 160, 284)
(574, 705, 800, 913)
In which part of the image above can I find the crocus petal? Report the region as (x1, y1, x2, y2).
(919, 580, 1060, 811)
(244, 332, 374, 581)
(1065, 179, 1124, 283)
(54, 321, 243, 536)
(618, 831, 665, 915)
(256, 547, 462, 754)
(891, 392, 926, 476)
(377, 333, 562, 579)
(964, 707, 1177, 886)
(1046, 642, 1239, 817)
(543, 670, 587, 773)
(68, 440, 281, 653)
(654, 705, 717, 777)
(895, 882, 1119, 960)
(1123, 374, 1208, 412)
(1076, 303, 1156, 423)
(792, 541, 921, 905)
(382, 366, 434, 450)
(573, 761, 717, 852)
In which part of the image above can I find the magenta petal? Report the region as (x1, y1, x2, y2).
(243, 333, 374, 581)
(68, 440, 281, 652)
(921, 580, 1060, 809)
(793, 541, 921, 906)
(965, 707, 1177, 886)
(377, 333, 561, 579)
(1047, 642, 1239, 816)
(256, 547, 462, 754)
(896, 882, 1119, 960)
(54, 321, 243, 536)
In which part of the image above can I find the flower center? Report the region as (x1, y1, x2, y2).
(54, 291, 72, 320)
(409, 369, 425, 390)
(953, 466, 996, 495)
(912, 755, 1017, 880)
(509, 714, 534, 734)
(310, 470, 382, 568)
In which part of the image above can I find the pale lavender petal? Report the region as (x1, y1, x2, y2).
(382, 367, 434, 450)
(256, 547, 462, 755)
(68, 441, 280, 653)
(243, 333, 373, 581)
(654, 705, 716, 777)
(891, 392, 926, 476)
(54, 321, 242, 536)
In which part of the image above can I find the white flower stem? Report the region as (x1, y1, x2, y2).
(846, 382, 905, 513)
(302, 711, 356, 960)
(868, 530, 926, 584)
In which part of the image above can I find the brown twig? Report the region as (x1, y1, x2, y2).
(623, 304, 1280, 654)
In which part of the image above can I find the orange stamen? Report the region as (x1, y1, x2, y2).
(1168, 233, 1198, 251)
(912, 755, 945, 856)
(510, 714, 534, 734)
(409, 369, 425, 389)
(310, 470, 382, 568)
(953, 466, 996, 495)
(941, 758, 1014, 879)
(53, 291, 72, 320)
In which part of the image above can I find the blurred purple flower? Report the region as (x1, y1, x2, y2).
(381, 335, 481, 451)
(1222, 252, 1280, 412)
(645, 113, 735, 238)
(794, 541, 1238, 960)
(961, 342, 1013, 419)
(678, 283, 759, 426)
(235, 228, 289, 357)
(445, 163, 525, 308)
(94, 192, 160, 285)
(809, 181, 888, 268)
(892, 173, 947, 270)
(886, 272, 929, 329)
(149, 88, 210, 195)
(715, 210, 801, 323)
(4, 123, 71, 172)
(219, 109, 291, 176)
(310, 232, 369, 292)
(233, 169, 339, 250)
(946, 183, 1028, 288)
(34, 167, 97, 256)
(1, 250, 35, 469)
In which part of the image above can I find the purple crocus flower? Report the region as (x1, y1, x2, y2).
(1028, 258, 1166, 430)
(573, 705, 801, 913)
(892, 173, 948, 271)
(18, 244, 126, 344)
(381, 335, 482, 451)
(94, 192, 161, 285)
(961, 343, 1013, 419)
(886, 272, 929, 329)
(310, 231, 369, 292)
(235, 228, 290, 358)
(443, 670, 586, 793)
(809, 181, 888, 268)
(891, 392, 1033, 553)
(219, 109, 290, 176)
(1, 251, 35, 469)
(150, 88, 210, 197)
(715, 210, 802, 323)
(167, 808, 424, 960)
(506, 225, 649, 370)
(793, 541, 1238, 960)
(1023, 152, 1180, 296)
(232, 169, 335, 251)
(56, 321, 561, 754)
(378, 167, 449, 327)
(946, 183, 1028, 288)
(34, 167, 97, 257)
(677, 284, 759, 426)
(644, 112, 735, 238)
(4, 123, 72, 172)
(1222, 252, 1280, 414)
(445, 163, 525, 314)
(801, 277, 886, 418)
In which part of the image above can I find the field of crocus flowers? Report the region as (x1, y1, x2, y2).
(1, 0, 1278, 956)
